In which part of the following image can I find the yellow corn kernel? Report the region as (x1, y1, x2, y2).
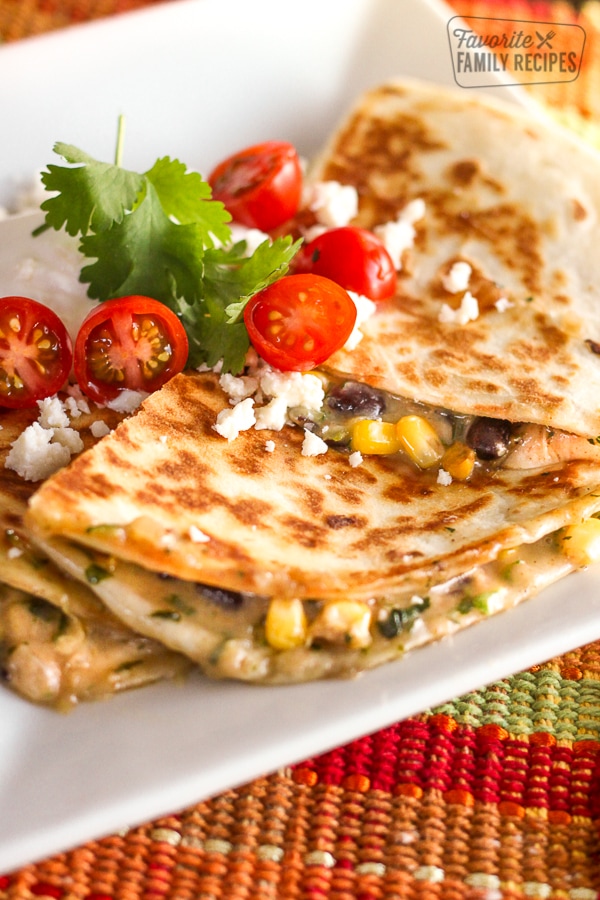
(396, 415, 444, 469)
(559, 517, 600, 566)
(442, 442, 476, 481)
(265, 598, 308, 650)
(351, 419, 401, 455)
(311, 599, 372, 649)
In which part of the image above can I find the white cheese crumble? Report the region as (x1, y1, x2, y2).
(301, 429, 328, 457)
(375, 198, 425, 270)
(437, 468, 453, 486)
(303, 180, 359, 228)
(254, 397, 289, 431)
(438, 291, 479, 325)
(189, 525, 211, 543)
(213, 397, 256, 440)
(216, 363, 325, 440)
(349, 450, 363, 468)
(264, 440, 275, 453)
(343, 292, 377, 351)
(219, 372, 260, 402)
(442, 261, 472, 293)
(495, 297, 513, 313)
(105, 389, 148, 414)
(5, 394, 88, 482)
(90, 420, 111, 439)
(5, 420, 77, 482)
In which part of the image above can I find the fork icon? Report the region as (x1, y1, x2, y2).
(536, 29, 556, 49)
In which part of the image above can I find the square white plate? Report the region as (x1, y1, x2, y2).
(1, 0, 596, 874)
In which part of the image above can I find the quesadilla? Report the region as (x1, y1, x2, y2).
(305, 78, 600, 447)
(16, 77, 600, 689)
(0, 397, 189, 708)
(22, 370, 600, 683)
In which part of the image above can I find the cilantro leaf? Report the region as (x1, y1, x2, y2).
(176, 236, 300, 373)
(36, 139, 301, 375)
(40, 143, 143, 236)
(145, 157, 231, 242)
(80, 182, 207, 305)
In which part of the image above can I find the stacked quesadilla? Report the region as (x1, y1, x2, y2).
(0, 398, 189, 708)
(12, 77, 600, 691)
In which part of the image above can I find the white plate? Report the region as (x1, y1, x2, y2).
(0, 0, 592, 873)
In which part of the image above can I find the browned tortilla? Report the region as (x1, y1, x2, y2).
(310, 79, 600, 437)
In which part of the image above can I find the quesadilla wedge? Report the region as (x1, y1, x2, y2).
(22, 371, 600, 683)
(302, 78, 600, 449)
(0, 396, 189, 708)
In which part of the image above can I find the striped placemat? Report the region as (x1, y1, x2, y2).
(1, 1, 600, 897)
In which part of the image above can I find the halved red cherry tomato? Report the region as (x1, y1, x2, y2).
(0, 295, 73, 409)
(292, 226, 397, 301)
(73, 296, 189, 404)
(208, 140, 303, 231)
(243, 274, 357, 372)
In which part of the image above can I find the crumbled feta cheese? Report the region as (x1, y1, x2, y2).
(301, 429, 328, 457)
(106, 390, 148, 413)
(219, 372, 260, 403)
(304, 181, 359, 228)
(37, 396, 70, 430)
(442, 261, 472, 293)
(65, 384, 91, 417)
(90, 420, 111, 439)
(5, 393, 88, 482)
(375, 198, 426, 269)
(51, 426, 84, 455)
(349, 450, 363, 467)
(259, 368, 324, 411)
(438, 291, 479, 325)
(495, 297, 514, 313)
(189, 525, 210, 543)
(264, 440, 275, 453)
(7, 547, 23, 559)
(213, 397, 256, 440)
(344, 292, 377, 351)
(437, 468, 453, 486)
(254, 397, 289, 431)
(5, 421, 73, 482)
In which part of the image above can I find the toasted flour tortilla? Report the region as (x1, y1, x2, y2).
(309, 79, 600, 439)
(22, 371, 600, 682)
(0, 399, 189, 708)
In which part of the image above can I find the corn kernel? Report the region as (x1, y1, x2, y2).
(265, 598, 308, 650)
(351, 419, 401, 455)
(559, 517, 600, 566)
(442, 442, 476, 480)
(311, 599, 372, 649)
(396, 415, 444, 468)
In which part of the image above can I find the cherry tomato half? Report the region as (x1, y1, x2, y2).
(74, 296, 189, 404)
(292, 226, 397, 301)
(243, 274, 357, 372)
(208, 140, 303, 231)
(0, 296, 73, 409)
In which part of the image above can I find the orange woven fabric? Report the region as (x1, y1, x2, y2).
(2, 2, 600, 898)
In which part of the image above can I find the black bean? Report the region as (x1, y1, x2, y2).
(197, 584, 245, 610)
(466, 417, 513, 460)
(327, 381, 387, 417)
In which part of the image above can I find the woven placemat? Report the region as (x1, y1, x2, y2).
(2, 1, 600, 897)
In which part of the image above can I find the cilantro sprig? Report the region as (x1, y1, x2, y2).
(36, 135, 300, 373)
